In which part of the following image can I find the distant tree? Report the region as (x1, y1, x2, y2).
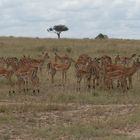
(95, 33, 108, 39)
(47, 25, 69, 39)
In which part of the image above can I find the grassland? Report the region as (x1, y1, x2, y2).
(0, 36, 140, 139)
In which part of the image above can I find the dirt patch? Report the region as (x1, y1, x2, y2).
(0, 102, 139, 139)
(114, 129, 140, 138)
(128, 129, 140, 138)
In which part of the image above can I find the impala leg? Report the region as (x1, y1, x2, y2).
(106, 78, 111, 90)
(40, 67, 42, 74)
(27, 80, 30, 92)
(65, 72, 67, 83)
(121, 78, 127, 93)
(18, 83, 22, 93)
(96, 78, 99, 86)
(124, 78, 128, 93)
(99, 75, 103, 88)
(87, 77, 91, 90)
(126, 78, 129, 90)
(37, 88, 40, 93)
(128, 77, 132, 89)
(35, 77, 40, 94)
(106, 79, 109, 89)
(62, 72, 64, 86)
(77, 77, 82, 92)
(83, 76, 86, 86)
(51, 74, 54, 84)
(51, 70, 56, 84)
(117, 80, 120, 88)
(37, 78, 40, 93)
(9, 78, 15, 95)
(137, 70, 140, 81)
(111, 79, 113, 89)
(47, 69, 51, 80)
(23, 80, 26, 93)
(92, 76, 97, 89)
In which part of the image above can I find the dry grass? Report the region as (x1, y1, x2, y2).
(0, 36, 140, 139)
(0, 103, 139, 139)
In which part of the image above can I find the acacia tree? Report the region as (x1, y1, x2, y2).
(47, 25, 69, 39)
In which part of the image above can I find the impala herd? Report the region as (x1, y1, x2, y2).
(0, 52, 140, 94)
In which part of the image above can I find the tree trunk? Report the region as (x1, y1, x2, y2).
(57, 33, 61, 39)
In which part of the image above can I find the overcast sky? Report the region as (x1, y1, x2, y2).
(0, 0, 140, 39)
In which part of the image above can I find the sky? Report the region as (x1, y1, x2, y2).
(0, 0, 140, 39)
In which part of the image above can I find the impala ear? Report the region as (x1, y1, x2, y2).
(136, 58, 140, 63)
(133, 60, 136, 64)
(131, 54, 136, 58)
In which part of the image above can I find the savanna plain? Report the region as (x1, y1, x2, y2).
(0, 37, 140, 140)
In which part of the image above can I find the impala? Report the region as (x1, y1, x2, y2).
(6, 57, 18, 68)
(104, 60, 140, 89)
(15, 64, 39, 93)
(0, 67, 14, 93)
(54, 52, 69, 63)
(75, 54, 95, 91)
(105, 69, 127, 92)
(114, 54, 136, 66)
(19, 52, 49, 74)
(48, 55, 74, 85)
(0, 57, 6, 68)
(86, 58, 100, 90)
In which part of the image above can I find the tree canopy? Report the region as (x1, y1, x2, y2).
(47, 25, 69, 39)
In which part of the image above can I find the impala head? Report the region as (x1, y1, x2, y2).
(136, 58, 140, 63)
(44, 52, 50, 59)
(133, 59, 140, 68)
(55, 52, 69, 58)
(61, 57, 74, 65)
(94, 57, 101, 63)
(115, 54, 120, 59)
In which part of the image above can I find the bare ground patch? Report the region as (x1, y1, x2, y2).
(0, 102, 139, 139)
